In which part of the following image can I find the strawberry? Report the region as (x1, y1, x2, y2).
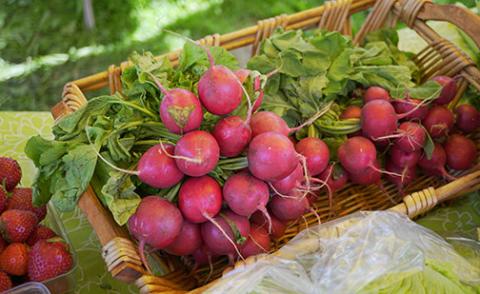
(28, 239, 73, 282)
(0, 243, 29, 276)
(0, 210, 38, 243)
(0, 271, 12, 291)
(27, 225, 57, 246)
(7, 188, 47, 221)
(0, 188, 7, 214)
(0, 157, 21, 192)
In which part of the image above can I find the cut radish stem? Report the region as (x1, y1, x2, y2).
(418, 143, 455, 180)
(174, 130, 220, 177)
(128, 197, 183, 274)
(422, 105, 454, 138)
(178, 176, 222, 223)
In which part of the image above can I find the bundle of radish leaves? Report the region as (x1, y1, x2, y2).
(25, 28, 479, 273)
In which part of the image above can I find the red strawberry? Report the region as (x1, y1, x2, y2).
(27, 225, 57, 246)
(0, 271, 12, 291)
(28, 239, 73, 282)
(0, 243, 29, 276)
(0, 210, 38, 243)
(0, 158, 22, 192)
(7, 188, 47, 221)
(0, 188, 6, 215)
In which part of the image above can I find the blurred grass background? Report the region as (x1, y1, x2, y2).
(0, 0, 477, 111)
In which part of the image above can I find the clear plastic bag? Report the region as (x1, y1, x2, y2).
(206, 211, 480, 294)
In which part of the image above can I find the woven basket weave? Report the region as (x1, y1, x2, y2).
(50, 0, 480, 293)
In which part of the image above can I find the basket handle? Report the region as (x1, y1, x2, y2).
(415, 2, 480, 49)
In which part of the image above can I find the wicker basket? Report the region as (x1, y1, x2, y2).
(50, 0, 480, 293)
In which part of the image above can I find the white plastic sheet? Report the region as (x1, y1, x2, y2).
(206, 211, 480, 294)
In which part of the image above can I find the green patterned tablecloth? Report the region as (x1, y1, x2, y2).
(1, 111, 479, 293)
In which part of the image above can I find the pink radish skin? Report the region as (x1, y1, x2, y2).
(240, 226, 271, 258)
(456, 104, 480, 133)
(295, 137, 330, 176)
(348, 160, 381, 185)
(174, 130, 220, 177)
(213, 116, 252, 157)
(269, 193, 310, 221)
(393, 98, 429, 121)
(137, 144, 184, 189)
(340, 105, 362, 120)
(338, 136, 377, 173)
(271, 164, 303, 194)
(385, 161, 416, 189)
(159, 88, 203, 134)
(389, 146, 420, 168)
(423, 106, 454, 138)
(361, 100, 398, 141)
(165, 221, 202, 256)
(395, 122, 426, 152)
(251, 211, 287, 239)
(250, 111, 290, 137)
(432, 76, 457, 105)
(318, 164, 349, 192)
(198, 64, 242, 115)
(363, 86, 391, 103)
(223, 172, 269, 217)
(201, 210, 250, 256)
(192, 245, 216, 267)
(418, 143, 453, 180)
(248, 132, 298, 181)
(128, 196, 183, 273)
(234, 69, 250, 84)
(178, 176, 222, 223)
(444, 134, 477, 170)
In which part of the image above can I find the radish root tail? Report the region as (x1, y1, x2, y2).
(202, 213, 245, 262)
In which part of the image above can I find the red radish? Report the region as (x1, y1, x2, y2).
(165, 221, 202, 256)
(240, 225, 271, 258)
(338, 136, 377, 173)
(223, 172, 269, 218)
(432, 76, 457, 105)
(159, 88, 203, 134)
(340, 105, 362, 120)
(128, 196, 183, 273)
(393, 97, 428, 121)
(295, 138, 330, 176)
(444, 134, 477, 170)
(198, 51, 242, 115)
(213, 116, 252, 157)
(418, 143, 454, 180)
(394, 122, 426, 152)
(174, 130, 219, 177)
(251, 210, 287, 240)
(363, 86, 390, 103)
(318, 164, 349, 192)
(348, 160, 381, 185)
(250, 111, 290, 137)
(192, 245, 215, 267)
(389, 146, 420, 168)
(137, 144, 184, 188)
(385, 161, 416, 191)
(234, 69, 250, 84)
(178, 176, 222, 223)
(201, 210, 250, 256)
(248, 132, 298, 181)
(361, 100, 398, 141)
(271, 164, 303, 194)
(269, 193, 309, 221)
(455, 104, 480, 133)
(423, 105, 454, 138)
